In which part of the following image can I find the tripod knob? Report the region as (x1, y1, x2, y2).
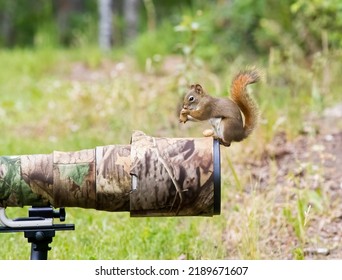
(54, 208, 66, 222)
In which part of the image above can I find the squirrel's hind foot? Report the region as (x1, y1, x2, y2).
(202, 129, 215, 137)
(219, 138, 231, 147)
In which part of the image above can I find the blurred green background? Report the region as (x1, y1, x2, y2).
(0, 0, 341, 260)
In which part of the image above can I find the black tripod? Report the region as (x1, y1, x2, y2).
(0, 207, 75, 260)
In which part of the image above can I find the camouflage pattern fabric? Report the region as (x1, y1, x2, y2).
(130, 131, 215, 216)
(0, 131, 217, 216)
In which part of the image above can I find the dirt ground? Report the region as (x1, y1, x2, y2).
(239, 103, 342, 259)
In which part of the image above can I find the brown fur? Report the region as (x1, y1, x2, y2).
(179, 68, 260, 146)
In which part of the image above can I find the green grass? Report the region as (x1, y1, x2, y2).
(0, 47, 341, 259)
(2, 209, 225, 260)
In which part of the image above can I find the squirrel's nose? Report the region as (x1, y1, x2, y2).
(183, 105, 188, 109)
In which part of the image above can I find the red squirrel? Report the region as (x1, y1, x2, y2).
(179, 69, 260, 146)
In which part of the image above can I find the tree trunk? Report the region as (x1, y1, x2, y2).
(55, 0, 84, 46)
(0, 1, 15, 47)
(98, 0, 113, 51)
(143, 0, 156, 32)
(123, 0, 140, 42)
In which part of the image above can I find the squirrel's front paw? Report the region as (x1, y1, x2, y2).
(179, 116, 188, 123)
(179, 109, 189, 123)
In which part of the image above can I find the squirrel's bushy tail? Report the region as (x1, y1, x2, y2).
(230, 68, 260, 139)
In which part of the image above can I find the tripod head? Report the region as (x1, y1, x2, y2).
(0, 206, 74, 260)
(0, 206, 65, 227)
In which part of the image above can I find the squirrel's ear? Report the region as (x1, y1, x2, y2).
(190, 84, 204, 95)
(194, 84, 203, 95)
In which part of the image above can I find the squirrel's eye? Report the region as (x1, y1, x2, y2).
(188, 96, 195, 102)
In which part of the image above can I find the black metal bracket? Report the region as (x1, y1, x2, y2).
(0, 206, 75, 260)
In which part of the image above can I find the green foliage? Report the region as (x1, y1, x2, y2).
(0, 0, 53, 47)
(130, 21, 175, 70)
(292, 247, 305, 260)
(283, 185, 326, 260)
(291, 0, 342, 51)
(185, 0, 342, 60)
(0, 0, 98, 48)
(2, 0, 342, 63)
(283, 194, 310, 260)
